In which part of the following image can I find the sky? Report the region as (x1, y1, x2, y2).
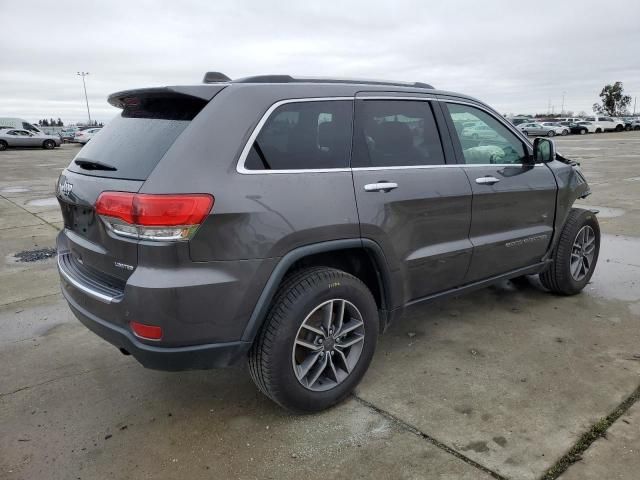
(2, 0, 640, 124)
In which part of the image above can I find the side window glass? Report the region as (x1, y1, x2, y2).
(445, 103, 527, 165)
(352, 100, 445, 168)
(244, 100, 352, 170)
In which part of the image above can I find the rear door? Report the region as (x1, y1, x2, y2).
(57, 89, 217, 284)
(351, 95, 473, 303)
(440, 100, 557, 282)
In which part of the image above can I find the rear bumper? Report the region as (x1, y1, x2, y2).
(62, 287, 251, 370)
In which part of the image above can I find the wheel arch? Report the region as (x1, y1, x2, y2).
(240, 239, 399, 343)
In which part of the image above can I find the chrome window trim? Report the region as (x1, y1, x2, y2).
(236, 97, 354, 175)
(235, 95, 537, 175)
(352, 164, 545, 172)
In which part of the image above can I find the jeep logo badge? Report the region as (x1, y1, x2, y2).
(60, 180, 73, 195)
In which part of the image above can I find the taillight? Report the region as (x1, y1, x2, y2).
(95, 192, 214, 241)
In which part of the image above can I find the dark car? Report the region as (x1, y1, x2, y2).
(561, 122, 589, 135)
(55, 73, 600, 412)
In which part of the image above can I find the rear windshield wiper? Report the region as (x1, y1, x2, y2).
(74, 159, 118, 171)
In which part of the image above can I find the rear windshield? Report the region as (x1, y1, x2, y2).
(68, 94, 207, 180)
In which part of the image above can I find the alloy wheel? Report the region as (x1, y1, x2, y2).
(570, 225, 596, 281)
(292, 299, 365, 392)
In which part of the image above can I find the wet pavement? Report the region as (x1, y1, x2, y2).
(1, 134, 639, 480)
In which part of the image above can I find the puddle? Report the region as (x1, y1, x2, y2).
(586, 235, 640, 303)
(0, 186, 30, 194)
(26, 197, 58, 207)
(574, 205, 625, 218)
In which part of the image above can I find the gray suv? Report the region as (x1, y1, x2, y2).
(55, 73, 600, 412)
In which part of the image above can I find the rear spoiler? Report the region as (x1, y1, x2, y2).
(108, 85, 225, 109)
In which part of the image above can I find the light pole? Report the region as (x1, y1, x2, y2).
(77, 72, 92, 125)
(561, 91, 566, 116)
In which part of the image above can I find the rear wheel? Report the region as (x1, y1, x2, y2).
(595, 128, 602, 133)
(540, 208, 600, 295)
(0, 140, 7, 151)
(248, 267, 379, 412)
(625, 124, 632, 131)
(562, 129, 569, 136)
(615, 124, 623, 132)
(43, 140, 55, 149)
(523, 130, 530, 136)
(547, 130, 555, 137)
(635, 125, 640, 131)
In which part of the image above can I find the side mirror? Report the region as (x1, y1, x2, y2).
(533, 137, 555, 163)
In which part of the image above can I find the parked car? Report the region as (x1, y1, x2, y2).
(461, 123, 500, 140)
(0, 117, 45, 135)
(59, 127, 79, 142)
(631, 120, 640, 131)
(0, 128, 61, 150)
(541, 122, 569, 136)
(574, 121, 601, 133)
(584, 116, 624, 132)
(55, 73, 599, 412)
(555, 117, 583, 124)
(74, 127, 102, 144)
(517, 122, 563, 136)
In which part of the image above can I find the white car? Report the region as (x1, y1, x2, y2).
(74, 128, 102, 144)
(584, 116, 624, 132)
(576, 121, 601, 133)
(555, 117, 583, 124)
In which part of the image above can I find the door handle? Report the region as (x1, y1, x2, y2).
(475, 176, 500, 185)
(364, 182, 398, 192)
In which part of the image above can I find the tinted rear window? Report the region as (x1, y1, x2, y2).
(68, 94, 207, 180)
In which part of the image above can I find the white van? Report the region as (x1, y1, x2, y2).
(0, 118, 45, 134)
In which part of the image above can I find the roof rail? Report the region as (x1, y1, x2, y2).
(202, 72, 231, 83)
(231, 75, 434, 89)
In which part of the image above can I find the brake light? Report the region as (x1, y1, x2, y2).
(95, 192, 214, 241)
(131, 321, 163, 340)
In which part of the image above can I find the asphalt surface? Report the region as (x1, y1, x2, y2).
(1, 133, 639, 480)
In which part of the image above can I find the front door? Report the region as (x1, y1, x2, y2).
(440, 101, 558, 282)
(351, 96, 473, 304)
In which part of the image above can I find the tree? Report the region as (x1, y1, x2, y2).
(593, 82, 632, 116)
(57, 118, 63, 127)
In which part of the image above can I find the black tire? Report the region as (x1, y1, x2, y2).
(523, 130, 529, 136)
(0, 140, 7, 151)
(634, 125, 640, 131)
(248, 267, 379, 412)
(562, 129, 569, 136)
(625, 125, 632, 131)
(43, 140, 55, 149)
(615, 124, 623, 132)
(596, 128, 602, 133)
(547, 130, 555, 137)
(580, 128, 587, 135)
(540, 208, 600, 295)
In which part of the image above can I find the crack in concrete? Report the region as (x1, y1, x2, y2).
(0, 193, 60, 232)
(353, 394, 508, 480)
(0, 292, 60, 308)
(540, 383, 640, 480)
(0, 364, 128, 399)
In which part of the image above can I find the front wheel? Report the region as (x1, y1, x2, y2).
(547, 130, 556, 137)
(615, 124, 623, 132)
(540, 208, 600, 295)
(248, 267, 379, 412)
(580, 128, 587, 135)
(43, 140, 55, 149)
(562, 129, 569, 136)
(523, 130, 530, 136)
(0, 140, 7, 151)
